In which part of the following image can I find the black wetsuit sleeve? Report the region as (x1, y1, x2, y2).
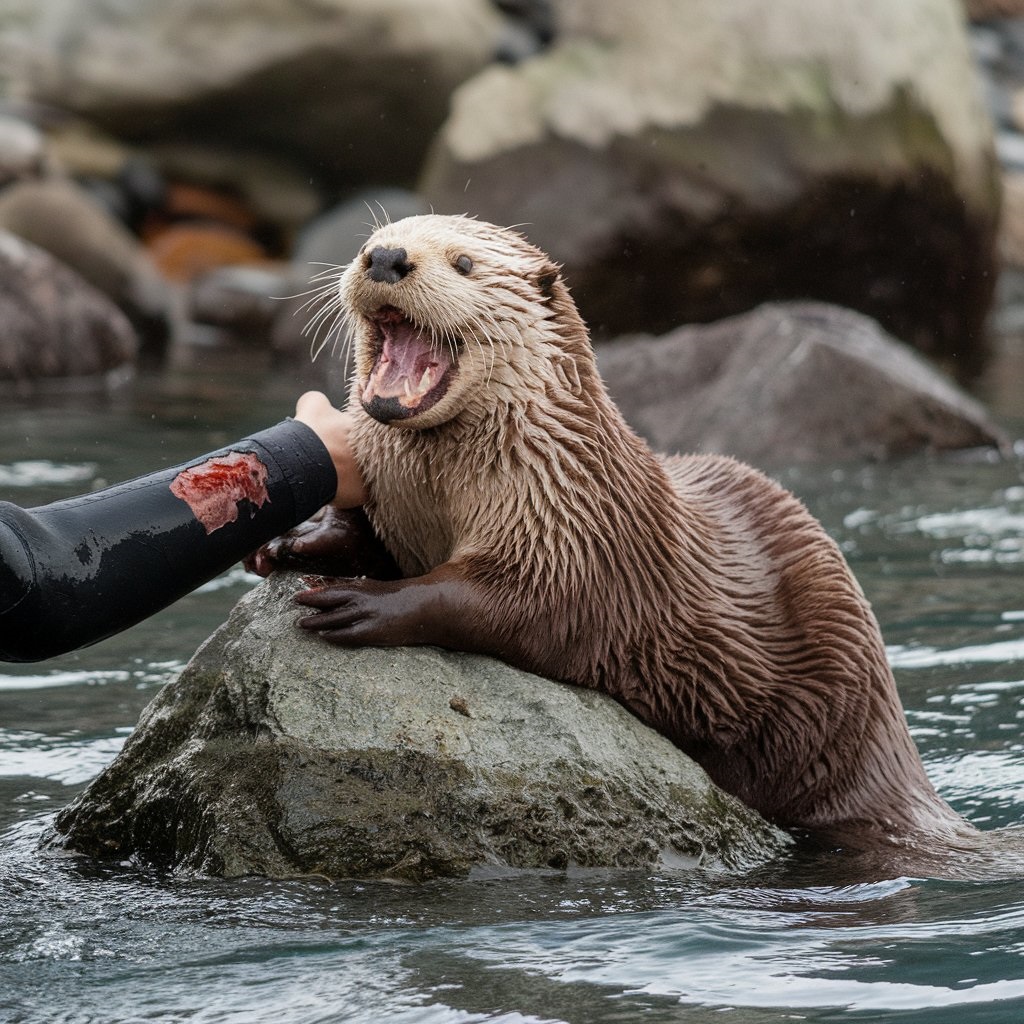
(0, 418, 337, 663)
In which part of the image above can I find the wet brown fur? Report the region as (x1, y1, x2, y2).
(263, 215, 999, 865)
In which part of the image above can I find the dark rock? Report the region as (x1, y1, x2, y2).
(118, 156, 167, 223)
(421, 0, 1000, 378)
(79, 156, 168, 233)
(0, 178, 170, 353)
(599, 303, 1009, 467)
(186, 264, 292, 337)
(492, 0, 556, 62)
(49, 572, 788, 881)
(0, 229, 137, 383)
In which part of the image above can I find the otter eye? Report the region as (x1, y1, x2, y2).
(454, 254, 473, 276)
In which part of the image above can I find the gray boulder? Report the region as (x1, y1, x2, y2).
(0, 229, 137, 383)
(50, 572, 788, 881)
(6, 0, 502, 191)
(599, 302, 1009, 467)
(421, 0, 1000, 375)
(0, 178, 169, 349)
(186, 264, 292, 337)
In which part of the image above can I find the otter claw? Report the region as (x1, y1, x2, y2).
(297, 574, 343, 590)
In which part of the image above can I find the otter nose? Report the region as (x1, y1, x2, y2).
(366, 246, 412, 284)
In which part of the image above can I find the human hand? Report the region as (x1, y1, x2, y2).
(293, 391, 367, 508)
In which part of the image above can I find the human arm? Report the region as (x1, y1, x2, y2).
(292, 391, 366, 509)
(243, 393, 400, 580)
(0, 405, 351, 663)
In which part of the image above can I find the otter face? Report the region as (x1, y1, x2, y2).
(340, 215, 564, 430)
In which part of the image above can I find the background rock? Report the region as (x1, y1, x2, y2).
(0, 229, 137, 383)
(187, 265, 293, 338)
(599, 303, 1009, 466)
(50, 572, 788, 881)
(146, 223, 270, 284)
(422, 0, 999, 377)
(0, 177, 169, 349)
(7, 0, 503, 193)
(0, 0, 1015, 411)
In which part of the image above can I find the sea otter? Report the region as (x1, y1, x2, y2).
(250, 214, 977, 854)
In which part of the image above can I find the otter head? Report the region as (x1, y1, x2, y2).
(340, 214, 576, 430)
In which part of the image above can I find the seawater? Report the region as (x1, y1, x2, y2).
(1, 350, 1023, 1024)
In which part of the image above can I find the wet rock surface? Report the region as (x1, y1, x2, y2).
(187, 265, 292, 338)
(600, 303, 1010, 466)
(50, 573, 788, 881)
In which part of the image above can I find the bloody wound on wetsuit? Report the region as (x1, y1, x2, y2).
(0, 419, 336, 662)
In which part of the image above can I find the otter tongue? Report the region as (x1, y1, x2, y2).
(363, 318, 452, 410)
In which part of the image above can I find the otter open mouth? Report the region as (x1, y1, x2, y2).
(361, 306, 456, 424)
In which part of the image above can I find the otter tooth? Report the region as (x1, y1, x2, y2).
(419, 368, 432, 393)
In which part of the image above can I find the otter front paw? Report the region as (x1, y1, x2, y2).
(244, 506, 399, 579)
(294, 576, 430, 647)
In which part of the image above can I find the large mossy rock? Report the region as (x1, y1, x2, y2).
(50, 573, 788, 881)
(421, 0, 999, 375)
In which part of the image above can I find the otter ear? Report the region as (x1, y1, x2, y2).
(534, 260, 561, 297)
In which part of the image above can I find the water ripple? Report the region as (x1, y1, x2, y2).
(0, 669, 131, 692)
(0, 460, 98, 488)
(889, 638, 1024, 669)
(0, 731, 129, 786)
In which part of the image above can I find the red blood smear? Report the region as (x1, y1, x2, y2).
(169, 451, 270, 535)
